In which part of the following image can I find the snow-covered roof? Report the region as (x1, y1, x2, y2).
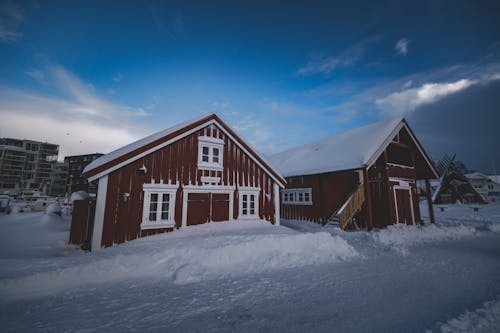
(83, 113, 285, 186)
(268, 118, 407, 177)
(488, 175, 500, 184)
(84, 113, 212, 175)
(465, 172, 489, 180)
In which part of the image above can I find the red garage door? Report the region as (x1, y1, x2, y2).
(186, 193, 230, 226)
(211, 193, 230, 222)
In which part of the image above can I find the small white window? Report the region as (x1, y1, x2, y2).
(282, 188, 312, 205)
(239, 188, 260, 219)
(198, 136, 224, 171)
(142, 184, 177, 229)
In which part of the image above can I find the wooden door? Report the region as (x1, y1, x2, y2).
(187, 193, 210, 226)
(211, 193, 230, 222)
(394, 188, 414, 225)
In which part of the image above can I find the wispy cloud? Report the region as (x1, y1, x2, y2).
(148, 2, 184, 37)
(0, 0, 26, 42)
(307, 59, 500, 123)
(113, 73, 124, 83)
(375, 79, 475, 116)
(395, 38, 410, 56)
(0, 64, 153, 158)
(24, 68, 45, 82)
(295, 36, 382, 76)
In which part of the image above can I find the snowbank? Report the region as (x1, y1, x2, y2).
(0, 220, 358, 302)
(372, 224, 477, 254)
(439, 296, 500, 333)
(70, 191, 89, 202)
(45, 203, 62, 216)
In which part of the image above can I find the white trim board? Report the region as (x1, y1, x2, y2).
(87, 119, 285, 187)
(91, 175, 108, 251)
(365, 122, 439, 179)
(393, 185, 415, 225)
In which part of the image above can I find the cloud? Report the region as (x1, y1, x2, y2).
(395, 38, 410, 55)
(0, 0, 25, 42)
(296, 36, 382, 76)
(113, 73, 124, 83)
(375, 79, 476, 116)
(148, 2, 184, 37)
(24, 68, 45, 82)
(0, 65, 153, 159)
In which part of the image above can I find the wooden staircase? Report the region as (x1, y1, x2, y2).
(327, 183, 366, 230)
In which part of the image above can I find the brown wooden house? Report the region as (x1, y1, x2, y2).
(268, 118, 438, 230)
(72, 113, 285, 250)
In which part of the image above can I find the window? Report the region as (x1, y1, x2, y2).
(282, 188, 312, 205)
(239, 188, 260, 218)
(141, 184, 177, 229)
(198, 136, 224, 171)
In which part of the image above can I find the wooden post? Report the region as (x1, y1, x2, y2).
(363, 168, 374, 230)
(425, 178, 435, 224)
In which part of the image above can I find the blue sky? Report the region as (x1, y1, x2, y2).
(1, 0, 500, 172)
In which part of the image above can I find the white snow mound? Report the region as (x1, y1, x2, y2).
(0, 220, 358, 302)
(70, 191, 89, 202)
(372, 224, 476, 254)
(439, 296, 500, 333)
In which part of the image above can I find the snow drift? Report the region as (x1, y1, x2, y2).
(371, 224, 477, 254)
(0, 220, 358, 302)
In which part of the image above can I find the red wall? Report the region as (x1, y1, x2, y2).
(281, 170, 359, 223)
(100, 123, 277, 247)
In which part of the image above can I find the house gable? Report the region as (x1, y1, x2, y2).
(83, 113, 285, 187)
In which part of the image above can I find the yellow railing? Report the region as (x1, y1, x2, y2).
(338, 183, 365, 230)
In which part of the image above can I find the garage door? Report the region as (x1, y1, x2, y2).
(186, 193, 230, 226)
(211, 193, 230, 222)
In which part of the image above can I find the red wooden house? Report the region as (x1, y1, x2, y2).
(268, 118, 438, 230)
(72, 113, 285, 250)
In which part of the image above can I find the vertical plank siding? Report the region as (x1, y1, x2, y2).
(99, 123, 277, 247)
(282, 126, 427, 229)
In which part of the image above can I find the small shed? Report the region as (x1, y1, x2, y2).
(269, 118, 439, 230)
(74, 113, 286, 250)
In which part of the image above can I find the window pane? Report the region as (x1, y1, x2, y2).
(305, 192, 310, 202)
(213, 155, 219, 163)
(213, 147, 219, 157)
(161, 193, 169, 220)
(202, 146, 209, 162)
(243, 209, 247, 215)
(149, 193, 158, 221)
(298, 193, 303, 201)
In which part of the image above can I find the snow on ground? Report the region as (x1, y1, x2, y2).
(0, 216, 357, 302)
(438, 296, 500, 333)
(0, 203, 499, 332)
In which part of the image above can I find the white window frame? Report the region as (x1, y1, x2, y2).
(198, 136, 224, 171)
(238, 187, 260, 219)
(141, 183, 178, 230)
(282, 188, 312, 205)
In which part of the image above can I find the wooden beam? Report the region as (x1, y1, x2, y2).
(390, 141, 412, 150)
(425, 178, 435, 224)
(363, 168, 374, 230)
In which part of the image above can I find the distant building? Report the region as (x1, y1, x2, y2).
(65, 153, 104, 195)
(466, 172, 500, 203)
(432, 157, 485, 205)
(0, 138, 59, 195)
(49, 162, 68, 197)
